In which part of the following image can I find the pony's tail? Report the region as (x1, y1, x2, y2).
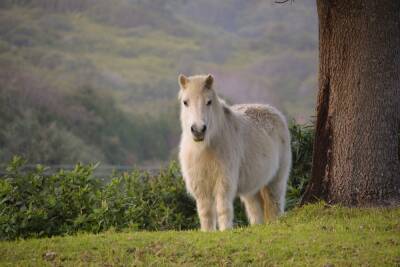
(259, 186, 278, 222)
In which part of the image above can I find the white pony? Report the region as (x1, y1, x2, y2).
(178, 74, 291, 231)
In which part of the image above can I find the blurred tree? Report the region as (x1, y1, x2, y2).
(302, 1, 400, 206)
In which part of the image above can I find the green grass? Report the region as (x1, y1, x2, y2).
(1, 203, 399, 266)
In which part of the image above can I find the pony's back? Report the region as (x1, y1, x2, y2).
(232, 104, 289, 143)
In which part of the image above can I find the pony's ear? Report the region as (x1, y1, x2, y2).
(178, 74, 189, 89)
(204, 74, 214, 89)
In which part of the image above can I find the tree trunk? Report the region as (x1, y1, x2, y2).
(302, 0, 400, 206)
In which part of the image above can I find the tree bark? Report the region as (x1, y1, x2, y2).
(302, 0, 400, 206)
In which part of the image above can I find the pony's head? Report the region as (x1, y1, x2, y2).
(178, 74, 222, 144)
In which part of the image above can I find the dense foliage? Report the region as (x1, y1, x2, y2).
(0, 124, 313, 240)
(0, 157, 196, 240)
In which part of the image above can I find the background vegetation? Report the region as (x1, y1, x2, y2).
(0, 0, 317, 165)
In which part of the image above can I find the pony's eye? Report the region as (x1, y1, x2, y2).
(206, 100, 212, 106)
(183, 100, 188, 107)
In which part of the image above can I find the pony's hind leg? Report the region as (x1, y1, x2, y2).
(268, 152, 291, 214)
(240, 193, 264, 225)
(259, 185, 279, 221)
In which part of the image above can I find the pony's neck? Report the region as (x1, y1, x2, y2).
(208, 97, 233, 146)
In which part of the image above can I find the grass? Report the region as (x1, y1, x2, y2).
(0, 203, 399, 266)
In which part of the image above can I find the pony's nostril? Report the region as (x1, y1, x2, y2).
(191, 125, 206, 135)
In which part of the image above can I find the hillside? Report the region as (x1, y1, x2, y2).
(0, 203, 399, 266)
(0, 0, 317, 164)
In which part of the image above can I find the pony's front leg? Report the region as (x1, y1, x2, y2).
(216, 192, 235, 231)
(196, 197, 216, 231)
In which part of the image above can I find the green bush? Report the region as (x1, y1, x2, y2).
(0, 156, 195, 240)
(286, 122, 314, 210)
(0, 123, 313, 240)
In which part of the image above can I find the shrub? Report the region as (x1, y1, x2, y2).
(286, 122, 314, 210)
(0, 157, 193, 240)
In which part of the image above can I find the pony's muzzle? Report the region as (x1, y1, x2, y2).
(191, 124, 206, 141)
